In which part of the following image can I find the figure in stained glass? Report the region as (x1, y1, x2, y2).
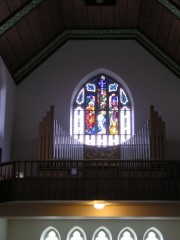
(97, 76, 107, 110)
(86, 111, 95, 134)
(109, 111, 118, 135)
(86, 94, 95, 111)
(109, 93, 118, 110)
(72, 73, 132, 146)
(97, 111, 107, 134)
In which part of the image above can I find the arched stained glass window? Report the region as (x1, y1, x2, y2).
(72, 74, 132, 146)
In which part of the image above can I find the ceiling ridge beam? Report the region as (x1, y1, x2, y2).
(0, 0, 44, 36)
(158, 0, 180, 19)
(14, 29, 180, 84)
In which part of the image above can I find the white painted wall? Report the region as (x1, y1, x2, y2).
(0, 57, 16, 162)
(13, 40, 180, 160)
(7, 218, 180, 240)
(0, 218, 7, 240)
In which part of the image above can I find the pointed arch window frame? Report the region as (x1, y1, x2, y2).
(70, 69, 134, 147)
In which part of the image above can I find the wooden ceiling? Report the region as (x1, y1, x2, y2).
(0, 0, 180, 85)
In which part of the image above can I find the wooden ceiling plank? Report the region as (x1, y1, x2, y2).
(138, 0, 154, 33)
(26, 6, 47, 51)
(58, 0, 76, 29)
(175, 42, 180, 64)
(15, 18, 38, 60)
(0, 0, 11, 24)
(6, 0, 28, 14)
(127, 0, 141, 27)
(114, 0, 127, 28)
(101, 6, 114, 28)
(6, 25, 28, 69)
(0, 0, 43, 36)
(156, 10, 174, 50)
(46, 0, 64, 35)
(87, 6, 101, 28)
(147, 1, 162, 42)
(36, 0, 55, 43)
(0, 34, 19, 73)
(72, 0, 89, 28)
(165, 17, 180, 64)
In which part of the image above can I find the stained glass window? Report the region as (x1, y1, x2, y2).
(73, 74, 132, 146)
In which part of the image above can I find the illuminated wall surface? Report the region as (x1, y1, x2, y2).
(5, 219, 180, 240)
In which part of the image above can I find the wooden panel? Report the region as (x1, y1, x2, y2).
(175, 42, 180, 65)
(114, 0, 128, 27)
(46, 0, 64, 35)
(0, 35, 19, 73)
(165, 17, 180, 64)
(0, 0, 29, 23)
(147, 1, 163, 41)
(6, 25, 27, 69)
(36, 0, 55, 42)
(59, 0, 77, 28)
(38, 106, 54, 160)
(155, 9, 174, 49)
(15, 18, 39, 59)
(0, 0, 11, 23)
(101, 6, 114, 28)
(138, 0, 154, 33)
(87, 6, 101, 28)
(127, 0, 141, 27)
(26, 6, 47, 51)
(72, 0, 89, 28)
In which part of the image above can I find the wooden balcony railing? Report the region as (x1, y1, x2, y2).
(0, 159, 180, 202)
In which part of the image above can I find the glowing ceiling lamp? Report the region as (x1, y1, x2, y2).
(93, 201, 106, 209)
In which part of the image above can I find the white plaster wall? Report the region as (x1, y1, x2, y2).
(0, 57, 16, 162)
(0, 218, 7, 240)
(7, 218, 180, 240)
(13, 40, 180, 160)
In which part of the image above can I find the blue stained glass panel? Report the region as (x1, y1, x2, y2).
(76, 88, 84, 104)
(109, 83, 118, 92)
(86, 83, 96, 92)
(120, 88, 128, 105)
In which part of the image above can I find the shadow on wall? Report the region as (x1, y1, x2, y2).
(166, 139, 180, 159)
(0, 148, 1, 162)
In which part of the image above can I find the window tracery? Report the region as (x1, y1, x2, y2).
(72, 74, 132, 146)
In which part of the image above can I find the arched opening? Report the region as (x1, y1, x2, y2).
(70, 69, 134, 147)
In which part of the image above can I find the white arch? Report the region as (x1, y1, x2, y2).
(143, 227, 164, 240)
(40, 226, 61, 240)
(117, 227, 137, 240)
(92, 226, 112, 240)
(70, 68, 134, 135)
(66, 226, 87, 240)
